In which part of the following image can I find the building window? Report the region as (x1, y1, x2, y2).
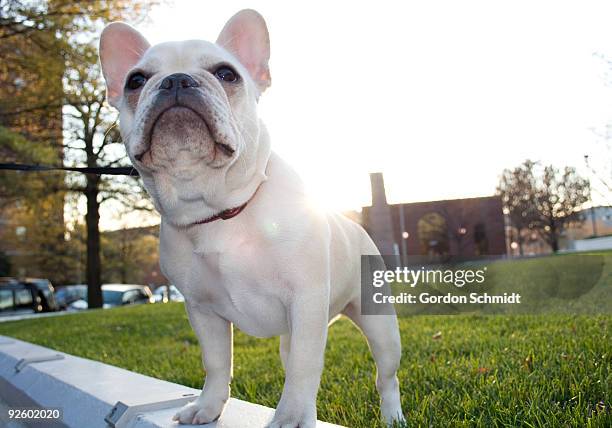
(417, 213, 449, 256)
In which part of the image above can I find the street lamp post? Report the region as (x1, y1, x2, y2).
(399, 204, 408, 265)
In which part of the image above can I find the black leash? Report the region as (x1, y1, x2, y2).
(0, 163, 139, 176)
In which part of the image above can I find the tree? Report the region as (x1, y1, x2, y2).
(589, 53, 612, 200)
(533, 165, 590, 252)
(0, 0, 153, 142)
(498, 160, 590, 254)
(1, 0, 156, 305)
(0, 125, 72, 282)
(0, 126, 57, 206)
(101, 227, 161, 285)
(63, 43, 153, 307)
(0, 196, 81, 283)
(497, 160, 540, 255)
(1, 1, 68, 282)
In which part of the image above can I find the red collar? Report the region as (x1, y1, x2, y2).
(192, 202, 249, 225)
(192, 182, 263, 226)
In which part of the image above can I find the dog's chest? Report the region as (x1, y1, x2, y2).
(160, 222, 289, 337)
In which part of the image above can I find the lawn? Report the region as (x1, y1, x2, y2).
(0, 304, 610, 427)
(390, 251, 612, 316)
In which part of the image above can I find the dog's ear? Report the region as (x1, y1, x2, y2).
(99, 22, 150, 108)
(217, 9, 271, 94)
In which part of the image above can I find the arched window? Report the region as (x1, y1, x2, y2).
(417, 213, 449, 256)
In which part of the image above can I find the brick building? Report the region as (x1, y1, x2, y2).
(360, 173, 507, 258)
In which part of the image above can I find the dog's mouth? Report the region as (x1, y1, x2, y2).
(214, 141, 235, 157)
(134, 142, 234, 162)
(135, 104, 236, 164)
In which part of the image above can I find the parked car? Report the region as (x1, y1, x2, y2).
(21, 278, 58, 312)
(68, 284, 154, 310)
(55, 284, 87, 310)
(0, 277, 58, 316)
(152, 285, 185, 303)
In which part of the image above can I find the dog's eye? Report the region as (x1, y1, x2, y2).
(214, 66, 239, 83)
(126, 72, 147, 90)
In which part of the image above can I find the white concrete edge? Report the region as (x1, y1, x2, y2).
(0, 335, 344, 428)
(0, 311, 75, 324)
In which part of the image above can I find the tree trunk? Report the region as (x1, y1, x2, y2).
(85, 175, 103, 308)
(549, 221, 559, 253)
(120, 232, 128, 283)
(550, 233, 559, 253)
(516, 229, 524, 256)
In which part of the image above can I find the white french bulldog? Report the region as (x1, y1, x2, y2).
(99, 9, 404, 427)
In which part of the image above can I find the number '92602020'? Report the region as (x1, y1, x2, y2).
(8, 407, 62, 420)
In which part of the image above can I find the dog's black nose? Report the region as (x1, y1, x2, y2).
(159, 73, 199, 90)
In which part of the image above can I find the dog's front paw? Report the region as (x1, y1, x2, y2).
(172, 396, 227, 425)
(382, 407, 406, 427)
(266, 417, 315, 428)
(266, 404, 316, 428)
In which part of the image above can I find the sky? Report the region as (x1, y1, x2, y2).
(100, 0, 612, 229)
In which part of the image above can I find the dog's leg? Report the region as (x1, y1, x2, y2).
(279, 333, 290, 371)
(343, 300, 405, 425)
(174, 304, 232, 425)
(268, 292, 329, 428)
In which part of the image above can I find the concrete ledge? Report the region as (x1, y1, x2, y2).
(0, 336, 343, 428)
(0, 311, 74, 324)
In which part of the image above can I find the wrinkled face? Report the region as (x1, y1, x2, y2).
(120, 41, 256, 175)
(99, 10, 272, 226)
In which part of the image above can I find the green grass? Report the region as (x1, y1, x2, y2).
(0, 304, 610, 427)
(391, 252, 612, 316)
